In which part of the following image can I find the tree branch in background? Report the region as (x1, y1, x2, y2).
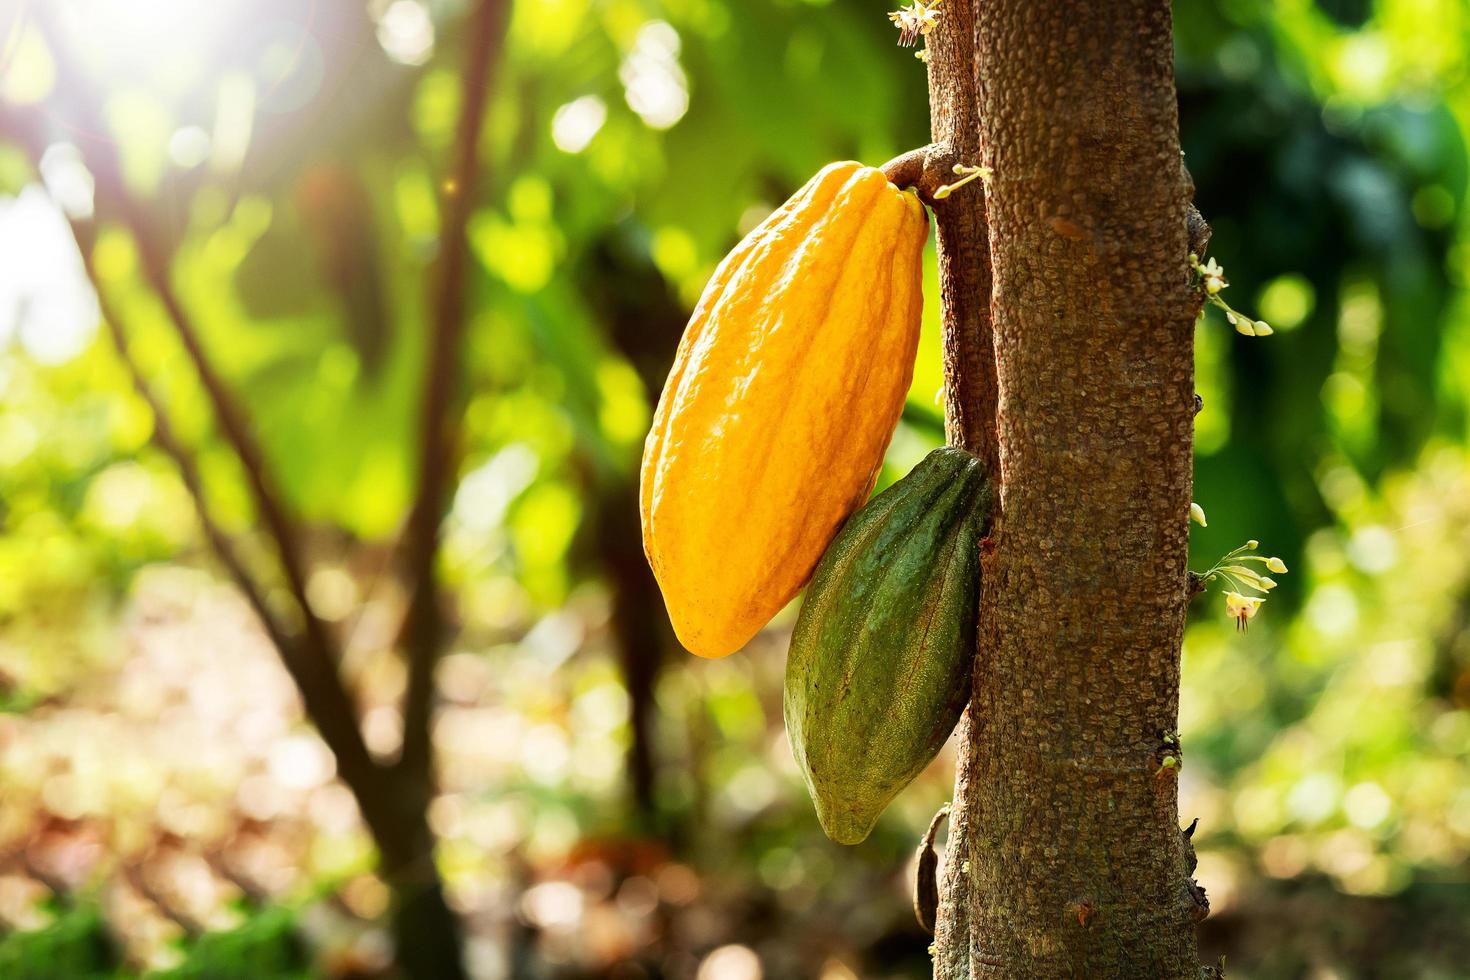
(397, 0, 512, 782)
(26, 0, 398, 909)
(25, 11, 397, 848)
(15, 135, 391, 837)
(19, 3, 513, 973)
(75, 223, 297, 669)
(30, 7, 342, 680)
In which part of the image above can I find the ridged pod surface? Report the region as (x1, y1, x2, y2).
(785, 448, 990, 845)
(640, 162, 928, 658)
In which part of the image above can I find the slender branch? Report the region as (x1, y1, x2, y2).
(397, 0, 512, 780)
(78, 230, 287, 656)
(0, 110, 285, 658)
(20, 17, 482, 974)
(30, 8, 339, 675)
(61, 218, 387, 816)
(23, 14, 389, 837)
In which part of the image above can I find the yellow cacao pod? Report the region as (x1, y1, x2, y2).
(640, 161, 928, 658)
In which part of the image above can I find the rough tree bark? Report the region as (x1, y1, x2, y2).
(913, 2, 1206, 976)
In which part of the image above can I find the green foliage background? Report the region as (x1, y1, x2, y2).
(1, 0, 1468, 976)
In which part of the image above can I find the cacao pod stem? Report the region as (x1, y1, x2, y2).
(914, 802, 951, 934)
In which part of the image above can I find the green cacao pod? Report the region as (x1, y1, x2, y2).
(784, 447, 991, 845)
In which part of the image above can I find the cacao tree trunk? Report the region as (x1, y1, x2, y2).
(928, 2, 1205, 976)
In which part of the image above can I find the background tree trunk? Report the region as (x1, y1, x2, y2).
(585, 236, 689, 836)
(928, 3, 1205, 976)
